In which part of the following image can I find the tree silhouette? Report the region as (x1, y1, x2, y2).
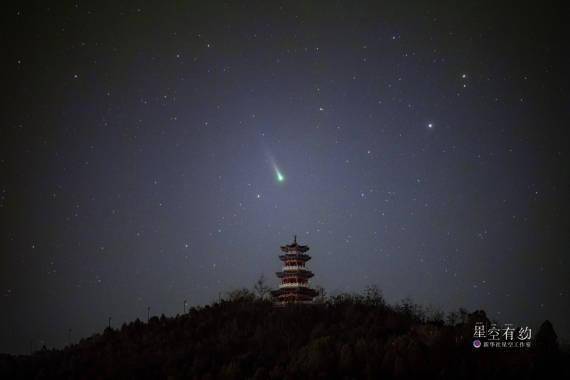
(0, 288, 566, 379)
(253, 274, 271, 300)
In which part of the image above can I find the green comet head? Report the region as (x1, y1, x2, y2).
(271, 161, 285, 183)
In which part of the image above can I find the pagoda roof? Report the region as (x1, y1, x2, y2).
(280, 235, 310, 253)
(276, 270, 314, 279)
(279, 253, 311, 262)
(274, 295, 315, 303)
(271, 287, 318, 297)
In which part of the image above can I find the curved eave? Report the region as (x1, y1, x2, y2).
(271, 287, 318, 297)
(276, 271, 314, 279)
(279, 254, 311, 261)
(280, 245, 310, 253)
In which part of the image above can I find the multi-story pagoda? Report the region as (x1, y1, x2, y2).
(271, 236, 318, 305)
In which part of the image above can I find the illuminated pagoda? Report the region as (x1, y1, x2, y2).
(271, 236, 318, 305)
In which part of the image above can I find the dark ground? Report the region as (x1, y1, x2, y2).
(0, 289, 567, 379)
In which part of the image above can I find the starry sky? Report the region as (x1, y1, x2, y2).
(1, 1, 569, 354)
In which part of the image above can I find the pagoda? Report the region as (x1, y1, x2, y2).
(271, 236, 318, 305)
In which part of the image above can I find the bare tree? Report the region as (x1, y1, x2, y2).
(314, 285, 327, 303)
(363, 284, 385, 306)
(253, 274, 271, 300)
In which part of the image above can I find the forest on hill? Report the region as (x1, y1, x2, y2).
(0, 286, 566, 379)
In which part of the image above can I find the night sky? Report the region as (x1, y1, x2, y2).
(2, 1, 569, 354)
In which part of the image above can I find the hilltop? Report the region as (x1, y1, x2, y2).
(0, 288, 566, 379)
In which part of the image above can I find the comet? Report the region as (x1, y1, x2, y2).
(274, 165, 285, 183)
(265, 149, 285, 183)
